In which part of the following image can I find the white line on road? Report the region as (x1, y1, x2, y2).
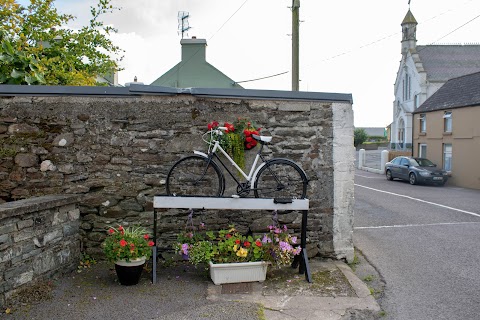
(355, 221, 480, 230)
(355, 184, 480, 218)
(355, 174, 380, 179)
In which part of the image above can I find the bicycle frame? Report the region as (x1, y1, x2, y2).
(197, 130, 269, 189)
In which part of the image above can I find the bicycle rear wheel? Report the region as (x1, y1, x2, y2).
(166, 155, 224, 197)
(253, 159, 308, 199)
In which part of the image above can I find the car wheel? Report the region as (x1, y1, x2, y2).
(386, 170, 393, 181)
(409, 173, 417, 185)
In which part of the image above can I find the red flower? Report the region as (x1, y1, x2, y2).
(245, 143, 252, 149)
(148, 241, 155, 247)
(118, 226, 124, 231)
(243, 241, 251, 248)
(255, 240, 262, 247)
(226, 234, 232, 239)
(119, 239, 127, 247)
(108, 228, 115, 234)
(235, 239, 241, 244)
(245, 136, 253, 143)
(144, 234, 149, 240)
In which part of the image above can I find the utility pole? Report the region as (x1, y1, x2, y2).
(291, 0, 300, 91)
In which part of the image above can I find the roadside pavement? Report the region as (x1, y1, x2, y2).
(3, 257, 381, 320)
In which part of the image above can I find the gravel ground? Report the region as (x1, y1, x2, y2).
(4, 262, 261, 320)
(3, 257, 383, 320)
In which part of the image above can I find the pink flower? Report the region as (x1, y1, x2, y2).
(108, 228, 115, 234)
(148, 241, 155, 247)
(144, 234, 149, 240)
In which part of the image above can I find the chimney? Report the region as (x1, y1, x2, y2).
(180, 36, 207, 63)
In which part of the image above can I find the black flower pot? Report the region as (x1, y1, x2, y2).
(114, 258, 146, 286)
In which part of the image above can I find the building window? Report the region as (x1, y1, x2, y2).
(419, 144, 427, 158)
(414, 94, 420, 108)
(443, 144, 452, 172)
(443, 111, 452, 132)
(419, 114, 426, 133)
(403, 74, 411, 101)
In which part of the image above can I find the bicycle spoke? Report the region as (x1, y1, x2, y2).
(166, 156, 223, 197)
(254, 160, 307, 199)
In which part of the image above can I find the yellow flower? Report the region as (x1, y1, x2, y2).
(233, 245, 238, 252)
(236, 247, 248, 258)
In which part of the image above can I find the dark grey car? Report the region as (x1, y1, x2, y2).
(385, 156, 449, 186)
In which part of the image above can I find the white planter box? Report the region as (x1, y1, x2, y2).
(209, 261, 268, 285)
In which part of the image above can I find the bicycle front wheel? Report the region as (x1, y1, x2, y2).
(166, 155, 224, 197)
(253, 159, 308, 199)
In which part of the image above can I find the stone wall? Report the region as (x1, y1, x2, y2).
(0, 195, 81, 308)
(0, 89, 354, 262)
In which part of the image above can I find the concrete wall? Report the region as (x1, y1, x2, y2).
(0, 195, 81, 308)
(0, 89, 354, 262)
(413, 106, 480, 189)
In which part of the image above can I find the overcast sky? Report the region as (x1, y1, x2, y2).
(17, 0, 480, 127)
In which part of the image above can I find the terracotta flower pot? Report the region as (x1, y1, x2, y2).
(114, 257, 146, 286)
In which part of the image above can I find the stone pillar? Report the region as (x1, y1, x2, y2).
(332, 102, 355, 263)
(380, 150, 389, 173)
(358, 149, 366, 169)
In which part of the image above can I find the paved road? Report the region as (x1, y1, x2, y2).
(353, 169, 480, 320)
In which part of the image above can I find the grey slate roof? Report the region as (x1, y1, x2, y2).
(416, 45, 480, 82)
(413, 71, 480, 113)
(0, 84, 353, 103)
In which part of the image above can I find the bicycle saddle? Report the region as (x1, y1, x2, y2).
(251, 134, 272, 144)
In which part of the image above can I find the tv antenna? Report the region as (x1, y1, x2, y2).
(178, 11, 192, 39)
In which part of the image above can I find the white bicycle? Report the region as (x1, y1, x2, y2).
(166, 127, 308, 199)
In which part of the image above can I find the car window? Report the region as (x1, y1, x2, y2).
(400, 158, 409, 166)
(391, 157, 401, 165)
(409, 159, 420, 166)
(415, 158, 435, 167)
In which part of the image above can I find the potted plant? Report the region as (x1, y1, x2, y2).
(174, 225, 301, 285)
(103, 225, 155, 286)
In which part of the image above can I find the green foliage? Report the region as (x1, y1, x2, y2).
(0, 0, 123, 85)
(77, 253, 97, 273)
(368, 135, 388, 142)
(354, 128, 369, 147)
(103, 225, 154, 262)
(174, 225, 301, 267)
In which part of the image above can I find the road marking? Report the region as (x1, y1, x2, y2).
(355, 174, 380, 179)
(355, 184, 480, 218)
(355, 221, 480, 230)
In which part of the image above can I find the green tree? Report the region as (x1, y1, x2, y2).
(354, 128, 369, 147)
(0, 0, 123, 85)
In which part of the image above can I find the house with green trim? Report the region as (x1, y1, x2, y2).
(151, 37, 243, 89)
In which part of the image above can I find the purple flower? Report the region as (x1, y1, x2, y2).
(274, 228, 281, 234)
(181, 243, 189, 255)
(293, 247, 302, 255)
(291, 236, 298, 244)
(279, 241, 293, 252)
(283, 225, 288, 231)
(262, 235, 272, 243)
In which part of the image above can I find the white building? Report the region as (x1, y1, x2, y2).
(391, 9, 480, 150)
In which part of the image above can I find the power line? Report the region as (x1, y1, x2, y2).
(233, 71, 289, 84)
(160, 1, 250, 86)
(423, 13, 480, 47)
(209, 0, 249, 41)
(317, 0, 476, 64)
